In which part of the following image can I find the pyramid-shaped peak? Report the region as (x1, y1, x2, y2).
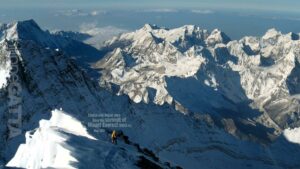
(141, 23, 160, 31)
(15, 19, 40, 29)
(211, 28, 221, 34)
(3, 19, 45, 41)
(207, 28, 230, 45)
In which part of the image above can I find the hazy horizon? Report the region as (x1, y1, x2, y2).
(1, 0, 300, 41)
(1, 0, 300, 13)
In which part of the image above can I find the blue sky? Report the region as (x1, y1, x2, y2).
(1, 0, 300, 13)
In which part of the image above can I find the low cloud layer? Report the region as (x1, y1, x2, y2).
(139, 8, 178, 13)
(79, 23, 129, 48)
(191, 9, 214, 14)
(55, 9, 106, 17)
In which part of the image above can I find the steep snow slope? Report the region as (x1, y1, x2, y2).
(0, 36, 110, 167)
(6, 109, 158, 169)
(6, 109, 96, 169)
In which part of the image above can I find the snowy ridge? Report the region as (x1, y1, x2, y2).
(6, 109, 96, 169)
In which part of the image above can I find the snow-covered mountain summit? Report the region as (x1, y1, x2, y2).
(0, 19, 104, 77)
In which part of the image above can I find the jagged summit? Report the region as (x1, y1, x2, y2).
(2, 19, 44, 41)
(104, 24, 232, 54)
(141, 23, 160, 31)
(262, 28, 281, 39)
(261, 28, 300, 43)
(14, 19, 41, 32)
(0, 20, 75, 57)
(206, 28, 231, 46)
(1, 19, 106, 78)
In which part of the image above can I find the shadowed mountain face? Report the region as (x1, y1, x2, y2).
(1, 20, 300, 169)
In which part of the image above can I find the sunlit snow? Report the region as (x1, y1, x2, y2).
(6, 109, 96, 169)
(283, 127, 300, 145)
(0, 68, 10, 89)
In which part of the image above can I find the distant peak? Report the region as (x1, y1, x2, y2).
(15, 19, 40, 30)
(206, 28, 230, 45)
(182, 25, 196, 29)
(17, 19, 38, 25)
(2, 19, 50, 42)
(266, 28, 280, 33)
(211, 28, 221, 34)
(142, 24, 159, 31)
(262, 28, 281, 39)
(181, 25, 201, 33)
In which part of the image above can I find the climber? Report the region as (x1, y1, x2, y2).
(111, 130, 117, 144)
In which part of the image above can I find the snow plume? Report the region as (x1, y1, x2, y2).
(6, 109, 96, 169)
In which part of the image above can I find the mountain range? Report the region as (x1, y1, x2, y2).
(0, 20, 300, 169)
